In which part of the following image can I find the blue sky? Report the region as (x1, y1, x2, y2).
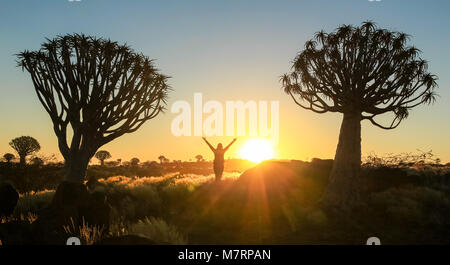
(0, 0, 449, 162)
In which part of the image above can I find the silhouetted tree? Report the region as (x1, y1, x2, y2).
(95, 150, 111, 166)
(9, 136, 41, 165)
(18, 34, 170, 183)
(281, 22, 438, 208)
(158, 155, 166, 164)
(3, 153, 15, 163)
(130, 157, 140, 166)
(195, 155, 204, 162)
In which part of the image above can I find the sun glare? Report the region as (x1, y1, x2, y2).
(239, 139, 275, 163)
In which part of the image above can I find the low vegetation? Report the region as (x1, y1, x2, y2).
(1, 153, 449, 245)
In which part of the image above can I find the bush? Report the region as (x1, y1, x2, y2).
(2, 159, 450, 245)
(368, 187, 450, 227)
(14, 190, 54, 215)
(0, 163, 63, 193)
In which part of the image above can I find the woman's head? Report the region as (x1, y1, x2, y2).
(217, 143, 223, 150)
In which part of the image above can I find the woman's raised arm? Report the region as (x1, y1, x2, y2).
(224, 138, 237, 151)
(202, 137, 215, 151)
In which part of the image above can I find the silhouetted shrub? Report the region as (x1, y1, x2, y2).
(368, 187, 450, 227)
(14, 190, 54, 215)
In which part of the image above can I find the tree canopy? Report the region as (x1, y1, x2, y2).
(9, 136, 41, 165)
(18, 34, 170, 182)
(281, 21, 438, 129)
(95, 150, 112, 166)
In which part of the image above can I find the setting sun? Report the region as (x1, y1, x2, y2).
(239, 139, 275, 163)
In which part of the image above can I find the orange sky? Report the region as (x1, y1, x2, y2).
(0, 1, 449, 164)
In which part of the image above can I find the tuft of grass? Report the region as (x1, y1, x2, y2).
(0, 212, 37, 224)
(127, 217, 187, 245)
(63, 218, 105, 245)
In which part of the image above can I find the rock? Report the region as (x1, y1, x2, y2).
(0, 221, 34, 245)
(0, 183, 19, 217)
(30, 207, 68, 245)
(47, 181, 111, 229)
(27, 182, 112, 244)
(82, 191, 111, 228)
(86, 175, 100, 191)
(310, 158, 334, 168)
(96, 235, 155, 245)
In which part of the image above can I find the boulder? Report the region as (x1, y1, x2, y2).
(30, 207, 68, 245)
(82, 191, 111, 228)
(45, 181, 111, 229)
(310, 158, 334, 169)
(0, 183, 19, 217)
(0, 221, 34, 245)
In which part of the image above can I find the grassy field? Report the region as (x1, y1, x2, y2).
(2, 159, 450, 245)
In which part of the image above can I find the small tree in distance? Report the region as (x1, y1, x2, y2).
(158, 155, 166, 164)
(281, 22, 438, 209)
(130, 157, 140, 167)
(3, 153, 15, 163)
(195, 155, 204, 162)
(9, 136, 41, 165)
(95, 150, 111, 166)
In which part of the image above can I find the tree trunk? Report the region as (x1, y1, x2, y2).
(19, 155, 26, 165)
(322, 112, 362, 209)
(64, 153, 91, 183)
(100, 160, 105, 166)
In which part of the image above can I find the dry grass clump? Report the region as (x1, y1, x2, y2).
(0, 212, 37, 224)
(127, 217, 187, 245)
(63, 218, 106, 245)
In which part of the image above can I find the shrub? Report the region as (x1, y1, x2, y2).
(14, 190, 54, 215)
(368, 187, 450, 227)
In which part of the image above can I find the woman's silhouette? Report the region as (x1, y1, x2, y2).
(202, 137, 237, 181)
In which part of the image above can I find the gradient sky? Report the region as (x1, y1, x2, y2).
(0, 0, 449, 163)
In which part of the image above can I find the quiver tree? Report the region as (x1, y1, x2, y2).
(18, 34, 170, 183)
(95, 150, 111, 166)
(130, 157, 140, 167)
(158, 155, 166, 164)
(281, 22, 438, 208)
(195, 154, 204, 162)
(3, 153, 15, 163)
(9, 136, 41, 165)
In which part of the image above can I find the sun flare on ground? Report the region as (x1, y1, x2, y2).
(239, 138, 275, 163)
